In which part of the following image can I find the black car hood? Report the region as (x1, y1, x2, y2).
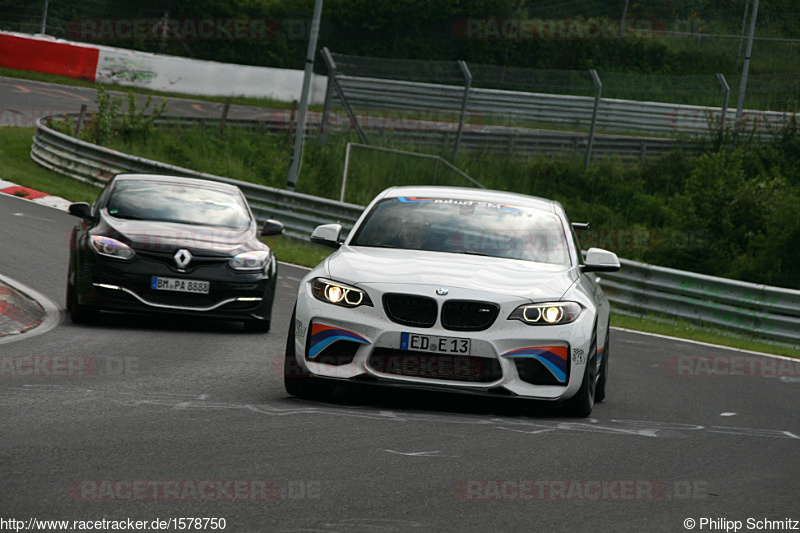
(101, 217, 258, 255)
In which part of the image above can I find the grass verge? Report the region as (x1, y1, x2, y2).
(0, 127, 99, 203)
(612, 311, 800, 358)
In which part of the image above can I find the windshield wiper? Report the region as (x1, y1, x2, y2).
(461, 250, 493, 257)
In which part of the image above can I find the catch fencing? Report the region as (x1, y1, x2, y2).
(322, 49, 799, 164)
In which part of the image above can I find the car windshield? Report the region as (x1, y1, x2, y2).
(349, 196, 571, 266)
(104, 180, 251, 230)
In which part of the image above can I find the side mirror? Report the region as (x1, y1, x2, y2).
(310, 223, 342, 249)
(260, 219, 284, 237)
(572, 222, 590, 231)
(581, 248, 620, 273)
(68, 202, 93, 220)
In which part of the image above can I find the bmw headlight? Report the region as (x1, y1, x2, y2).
(509, 302, 582, 325)
(230, 251, 271, 271)
(311, 278, 373, 308)
(89, 235, 135, 260)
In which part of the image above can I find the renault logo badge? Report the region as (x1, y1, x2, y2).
(436, 288, 448, 295)
(174, 249, 192, 269)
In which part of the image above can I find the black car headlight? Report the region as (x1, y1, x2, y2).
(229, 251, 272, 271)
(89, 235, 135, 260)
(311, 278, 373, 308)
(509, 302, 582, 325)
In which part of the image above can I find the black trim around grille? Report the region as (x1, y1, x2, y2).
(382, 294, 437, 328)
(368, 348, 502, 383)
(441, 300, 500, 331)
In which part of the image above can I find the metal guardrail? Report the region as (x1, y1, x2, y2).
(599, 259, 800, 345)
(31, 117, 799, 345)
(332, 75, 796, 139)
(31, 117, 364, 238)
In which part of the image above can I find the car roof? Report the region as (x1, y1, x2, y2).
(111, 173, 242, 192)
(376, 186, 565, 215)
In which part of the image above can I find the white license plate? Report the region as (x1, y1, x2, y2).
(150, 276, 210, 294)
(400, 332, 471, 355)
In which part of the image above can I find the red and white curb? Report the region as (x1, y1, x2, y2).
(0, 179, 73, 211)
(0, 282, 46, 338)
(0, 182, 68, 340)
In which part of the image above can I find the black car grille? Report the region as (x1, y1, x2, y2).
(368, 348, 502, 383)
(137, 250, 228, 271)
(441, 300, 500, 331)
(383, 294, 437, 328)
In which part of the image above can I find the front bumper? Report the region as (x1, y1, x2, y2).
(74, 253, 276, 321)
(292, 285, 595, 401)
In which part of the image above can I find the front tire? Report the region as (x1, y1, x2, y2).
(284, 309, 334, 400)
(595, 328, 610, 403)
(563, 336, 597, 417)
(66, 278, 98, 324)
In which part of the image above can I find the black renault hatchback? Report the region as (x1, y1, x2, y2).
(66, 174, 284, 331)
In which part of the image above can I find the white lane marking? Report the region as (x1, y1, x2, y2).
(720, 412, 737, 417)
(12, 211, 55, 222)
(384, 449, 454, 457)
(780, 376, 800, 384)
(612, 326, 798, 360)
(497, 426, 556, 435)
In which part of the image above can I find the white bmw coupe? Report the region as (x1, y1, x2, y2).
(285, 186, 620, 416)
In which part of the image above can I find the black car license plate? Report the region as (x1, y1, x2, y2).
(151, 276, 210, 294)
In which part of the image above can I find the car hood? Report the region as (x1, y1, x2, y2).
(102, 217, 254, 254)
(324, 246, 578, 301)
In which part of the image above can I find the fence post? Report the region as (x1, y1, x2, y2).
(716, 73, 730, 133)
(340, 142, 352, 202)
(74, 104, 87, 137)
(219, 97, 231, 137)
(318, 55, 336, 146)
(452, 60, 472, 164)
(585, 69, 602, 170)
(321, 47, 368, 145)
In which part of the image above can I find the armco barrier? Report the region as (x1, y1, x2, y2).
(333, 75, 796, 138)
(31, 117, 364, 238)
(601, 259, 800, 345)
(31, 117, 800, 345)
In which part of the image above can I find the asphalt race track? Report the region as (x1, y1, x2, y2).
(0, 76, 292, 128)
(0, 194, 798, 532)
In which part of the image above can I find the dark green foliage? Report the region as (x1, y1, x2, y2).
(2, 0, 798, 76)
(101, 118, 800, 288)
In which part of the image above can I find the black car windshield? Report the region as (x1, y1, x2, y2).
(105, 180, 251, 230)
(349, 196, 571, 266)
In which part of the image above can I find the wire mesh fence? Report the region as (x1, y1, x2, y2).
(329, 51, 800, 111)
